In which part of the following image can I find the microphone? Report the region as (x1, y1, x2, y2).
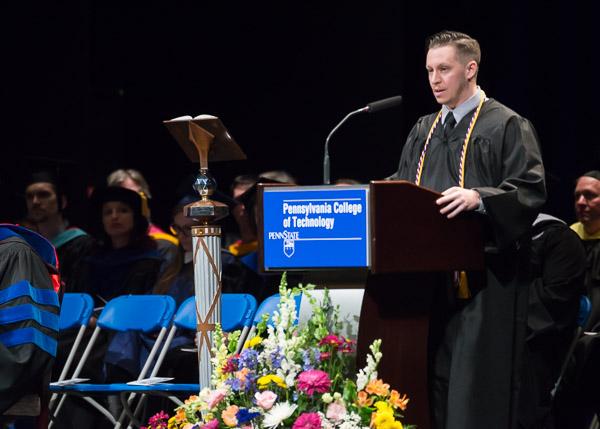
(323, 95, 403, 184)
(365, 95, 403, 114)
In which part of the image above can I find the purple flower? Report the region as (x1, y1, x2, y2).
(292, 412, 322, 429)
(225, 377, 243, 391)
(270, 346, 283, 369)
(239, 348, 259, 370)
(301, 349, 314, 371)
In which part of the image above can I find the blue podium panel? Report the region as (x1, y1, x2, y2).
(262, 185, 370, 270)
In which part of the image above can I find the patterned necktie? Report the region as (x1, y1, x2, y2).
(444, 112, 456, 138)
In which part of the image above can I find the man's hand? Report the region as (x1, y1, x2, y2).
(436, 187, 481, 218)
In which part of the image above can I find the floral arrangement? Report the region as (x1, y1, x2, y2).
(144, 274, 414, 429)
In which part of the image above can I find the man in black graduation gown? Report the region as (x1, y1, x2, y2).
(393, 31, 546, 429)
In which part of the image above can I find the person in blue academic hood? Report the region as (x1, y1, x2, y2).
(0, 224, 60, 425)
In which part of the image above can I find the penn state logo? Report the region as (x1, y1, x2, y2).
(283, 238, 295, 258)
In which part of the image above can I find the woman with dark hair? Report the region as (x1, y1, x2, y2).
(69, 186, 164, 307)
(55, 187, 166, 427)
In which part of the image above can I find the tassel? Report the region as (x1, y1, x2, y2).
(457, 270, 471, 299)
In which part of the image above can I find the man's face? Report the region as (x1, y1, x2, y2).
(574, 176, 600, 234)
(171, 212, 201, 253)
(426, 45, 475, 110)
(25, 182, 60, 223)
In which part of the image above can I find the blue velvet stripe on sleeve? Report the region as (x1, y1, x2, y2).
(0, 327, 58, 356)
(0, 304, 60, 331)
(0, 280, 59, 306)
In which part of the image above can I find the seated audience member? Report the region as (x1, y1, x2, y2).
(570, 170, 600, 303)
(518, 213, 586, 429)
(55, 187, 166, 424)
(24, 170, 93, 289)
(228, 171, 296, 260)
(230, 173, 303, 298)
(107, 168, 178, 263)
(68, 186, 165, 307)
(222, 173, 258, 248)
(552, 170, 600, 429)
(0, 224, 60, 424)
(105, 197, 265, 385)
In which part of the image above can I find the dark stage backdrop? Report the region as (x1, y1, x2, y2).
(1, 2, 597, 230)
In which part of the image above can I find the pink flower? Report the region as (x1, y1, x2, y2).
(205, 388, 229, 409)
(318, 334, 343, 348)
(255, 391, 278, 410)
(296, 370, 331, 397)
(144, 411, 169, 429)
(339, 337, 357, 354)
(292, 412, 321, 429)
(326, 402, 347, 424)
(201, 419, 219, 429)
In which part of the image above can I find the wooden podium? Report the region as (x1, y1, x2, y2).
(258, 181, 484, 429)
(358, 181, 484, 429)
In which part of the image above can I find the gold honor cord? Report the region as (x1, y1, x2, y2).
(194, 234, 223, 359)
(415, 91, 486, 188)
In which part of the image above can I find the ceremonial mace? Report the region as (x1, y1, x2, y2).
(164, 116, 246, 389)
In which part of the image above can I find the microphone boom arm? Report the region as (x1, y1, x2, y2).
(323, 107, 366, 185)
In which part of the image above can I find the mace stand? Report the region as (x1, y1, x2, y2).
(191, 225, 223, 390)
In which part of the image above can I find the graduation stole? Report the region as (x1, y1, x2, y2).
(414, 91, 486, 298)
(415, 90, 486, 188)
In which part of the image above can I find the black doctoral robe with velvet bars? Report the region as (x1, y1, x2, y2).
(0, 225, 60, 414)
(394, 98, 546, 429)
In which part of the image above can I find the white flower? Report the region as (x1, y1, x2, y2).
(262, 402, 298, 428)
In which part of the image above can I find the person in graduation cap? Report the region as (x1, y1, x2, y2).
(391, 30, 546, 429)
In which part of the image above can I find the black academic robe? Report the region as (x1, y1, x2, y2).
(395, 98, 546, 429)
(518, 215, 586, 429)
(0, 227, 60, 414)
(53, 232, 94, 289)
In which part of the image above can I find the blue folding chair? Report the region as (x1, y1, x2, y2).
(50, 295, 177, 428)
(124, 293, 257, 428)
(48, 293, 95, 420)
(552, 295, 593, 399)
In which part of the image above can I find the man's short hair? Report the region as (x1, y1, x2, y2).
(25, 170, 64, 212)
(426, 30, 481, 68)
(578, 170, 600, 183)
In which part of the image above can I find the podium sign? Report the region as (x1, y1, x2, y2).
(261, 185, 370, 270)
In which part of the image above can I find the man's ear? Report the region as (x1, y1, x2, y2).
(61, 195, 67, 211)
(466, 61, 478, 81)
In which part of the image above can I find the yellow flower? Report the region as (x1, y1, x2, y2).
(389, 390, 409, 411)
(222, 405, 239, 427)
(167, 416, 180, 429)
(373, 410, 402, 429)
(374, 401, 393, 415)
(366, 379, 390, 397)
(257, 374, 287, 389)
